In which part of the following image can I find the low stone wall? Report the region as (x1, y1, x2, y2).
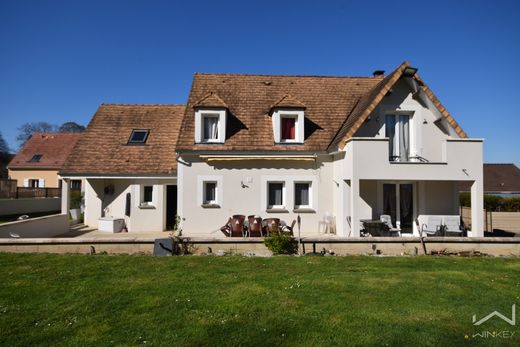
(0, 214, 69, 238)
(0, 236, 519, 256)
(0, 198, 61, 216)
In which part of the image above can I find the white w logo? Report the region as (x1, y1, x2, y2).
(473, 305, 516, 326)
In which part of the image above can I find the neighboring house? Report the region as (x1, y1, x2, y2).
(8, 133, 82, 189)
(459, 163, 520, 197)
(60, 61, 485, 236)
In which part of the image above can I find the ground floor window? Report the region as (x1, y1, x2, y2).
(141, 185, 154, 206)
(294, 182, 311, 208)
(71, 180, 82, 190)
(267, 182, 285, 209)
(203, 181, 217, 204)
(28, 179, 40, 188)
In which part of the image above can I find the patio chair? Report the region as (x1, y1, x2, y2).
(281, 219, 296, 236)
(262, 218, 280, 236)
(247, 215, 263, 237)
(231, 215, 246, 237)
(420, 216, 443, 236)
(220, 217, 232, 237)
(443, 216, 463, 237)
(380, 214, 401, 236)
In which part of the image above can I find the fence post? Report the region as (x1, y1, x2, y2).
(16, 187, 18, 199)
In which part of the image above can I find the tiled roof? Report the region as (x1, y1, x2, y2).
(193, 92, 228, 108)
(176, 73, 383, 151)
(60, 104, 185, 176)
(271, 94, 306, 109)
(8, 132, 82, 169)
(459, 164, 520, 193)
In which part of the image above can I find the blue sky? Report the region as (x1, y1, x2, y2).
(0, 0, 519, 165)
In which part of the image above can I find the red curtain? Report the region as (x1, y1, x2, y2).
(281, 118, 295, 140)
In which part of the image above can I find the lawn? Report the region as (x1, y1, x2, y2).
(0, 211, 61, 224)
(0, 254, 519, 346)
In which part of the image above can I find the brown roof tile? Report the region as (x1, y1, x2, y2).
(8, 132, 82, 169)
(271, 94, 306, 109)
(193, 92, 228, 108)
(177, 73, 383, 152)
(60, 104, 185, 176)
(459, 164, 520, 193)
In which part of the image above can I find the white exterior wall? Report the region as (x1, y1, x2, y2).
(178, 155, 335, 236)
(83, 178, 176, 232)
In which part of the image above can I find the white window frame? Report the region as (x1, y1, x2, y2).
(266, 181, 286, 210)
(202, 181, 218, 205)
(272, 109, 304, 144)
(197, 175, 223, 207)
(139, 184, 157, 208)
(384, 111, 415, 162)
(195, 108, 227, 144)
(294, 181, 312, 209)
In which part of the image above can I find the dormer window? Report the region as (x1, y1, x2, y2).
(281, 116, 296, 141)
(272, 109, 304, 144)
(202, 114, 220, 142)
(195, 109, 227, 144)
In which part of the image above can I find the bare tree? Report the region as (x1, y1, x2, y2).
(16, 122, 57, 146)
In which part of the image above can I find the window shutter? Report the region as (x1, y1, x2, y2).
(38, 179, 45, 188)
(23, 179, 29, 187)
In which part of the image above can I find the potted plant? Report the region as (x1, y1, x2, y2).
(69, 191, 83, 223)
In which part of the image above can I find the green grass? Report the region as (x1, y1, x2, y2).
(0, 211, 61, 224)
(0, 254, 519, 346)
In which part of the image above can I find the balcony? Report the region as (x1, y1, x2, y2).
(342, 137, 483, 181)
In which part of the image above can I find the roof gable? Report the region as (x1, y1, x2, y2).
(270, 94, 306, 109)
(329, 61, 467, 150)
(193, 92, 228, 109)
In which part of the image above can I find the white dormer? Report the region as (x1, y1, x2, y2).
(271, 94, 306, 144)
(195, 109, 227, 143)
(272, 109, 305, 144)
(193, 92, 228, 144)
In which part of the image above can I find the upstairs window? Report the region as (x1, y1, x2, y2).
(202, 114, 220, 142)
(195, 109, 227, 144)
(29, 154, 42, 162)
(272, 109, 304, 144)
(128, 129, 149, 144)
(281, 116, 296, 141)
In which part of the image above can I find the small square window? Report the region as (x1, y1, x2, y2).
(29, 179, 39, 188)
(143, 186, 153, 203)
(268, 182, 284, 208)
(202, 115, 219, 141)
(203, 181, 217, 204)
(128, 129, 149, 144)
(295, 182, 311, 208)
(281, 116, 296, 141)
(29, 154, 42, 162)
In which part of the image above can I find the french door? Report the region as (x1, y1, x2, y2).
(385, 114, 410, 162)
(383, 183, 414, 233)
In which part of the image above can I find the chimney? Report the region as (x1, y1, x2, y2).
(372, 70, 385, 77)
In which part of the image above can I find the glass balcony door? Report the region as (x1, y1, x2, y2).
(385, 114, 410, 162)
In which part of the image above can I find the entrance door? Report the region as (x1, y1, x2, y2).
(166, 185, 177, 230)
(383, 183, 414, 233)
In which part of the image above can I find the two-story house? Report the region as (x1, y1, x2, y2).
(60, 61, 484, 237)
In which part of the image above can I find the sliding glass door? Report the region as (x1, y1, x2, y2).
(383, 183, 414, 233)
(385, 114, 410, 162)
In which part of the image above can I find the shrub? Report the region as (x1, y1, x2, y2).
(264, 229, 297, 255)
(459, 193, 520, 212)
